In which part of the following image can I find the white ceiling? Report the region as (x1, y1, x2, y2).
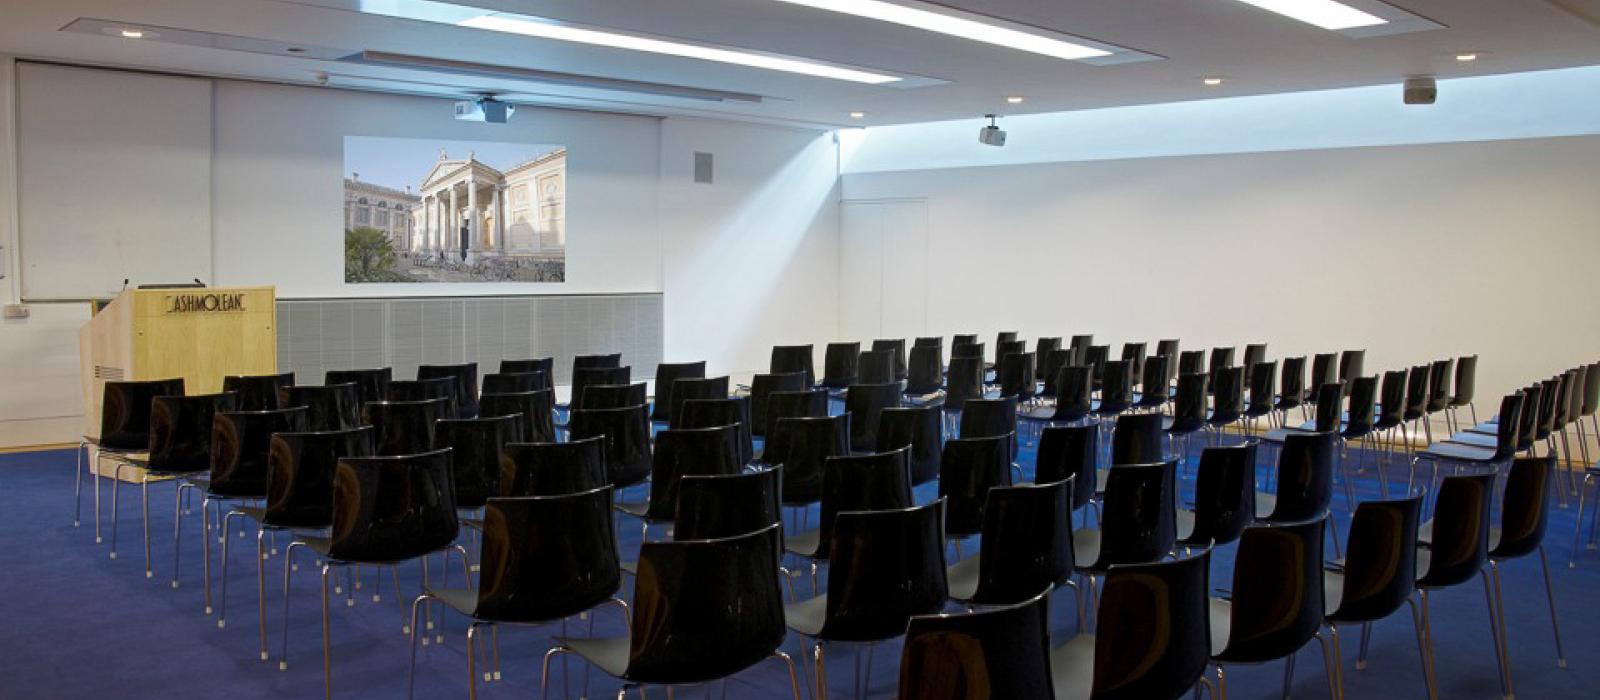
(3, 0, 1599, 129)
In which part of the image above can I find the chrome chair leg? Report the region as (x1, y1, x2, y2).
(320, 563, 333, 700)
(405, 593, 430, 700)
(93, 450, 104, 543)
(218, 509, 246, 629)
(257, 528, 270, 661)
(1537, 546, 1568, 668)
(772, 651, 804, 700)
(1417, 591, 1439, 700)
(1280, 646, 1296, 699)
(1480, 569, 1511, 699)
(1357, 621, 1373, 670)
(1574, 474, 1592, 568)
(1314, 630, 1339, 700)
(141, 476, 154, 578)
(110, 461, 125, 559)
(1327, 624, 1346, 700)
(74, 441, 85, 528)
(814, 642, 830, 700)
(202, 497, 215, 614)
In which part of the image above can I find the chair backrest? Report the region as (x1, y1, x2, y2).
(1329, 496, 1422, 623)
(769, 345, 815, 387)
(971, 477, 1076, 605)
(481, 371, 551, 395)
(1092, 459, 1177, 569)
(324, 368, 392, 408)
(499, 357, 554, 380)
(1034, 337, 1062, 381)
(624, 524, 786, 683)
(651, 361, 707, 422)
(899, 589, 1053, 700)
(1536, 376, 1562, 440)
(580, 383, 649, 410)
(769, 414, 850, 505)
(960, 397, 1019, 459)
(668, 376, 729, 428)
(847, 382, 904, 452)
(103, 379, 187, 450)
(479, 389, 557, 443)
(644, 425, 742, 520)
(1451, 355, 1478, 407)
(148, 392, 237, 473)
(1208, 366, 1245, 424)
(952, 334, 979, 350)
(567, 404, 654, 488)
(814, 447, 915, 560)
(821, 500, 949, 641)
(675, 468, 782, 541)
(1157, 339, 1182, 382)
(952, 341, 986, 361)
(914, 336, 943, 348)
(436, 415, 517, 509)
(281, 384, 363, 432)
(1261, 432, 1335, 522)
(1583, 361, 1600, 418)
(1036, 424, 1098, 511)
(573, 353, 622, 373)
(1050, 365, 1094, 421)
(1244, 361, 1276, 415)
(1215, 517, 1326, 664)
(995, 332, 1020, 360)
(1375, 369, 1408, 428)
(209, 407, 310, 497)
(1177, 350, 1206, 378)
(858, 349, 897, 385)
(1242, 344, 1268, 373)
(363, 398, 444, 456)
(878, 405, 943, 486)
(1112, 412, 1166, 465)
(502, 436, 608, 497)
(263, 426, 375, 528)
(1179, 442, 1257, 547)
(1487, 392, 1524, 459)
(945, 357, 986, 411)
(1138, 355, 1171, 405)
(572, 366, 632, 411)
(904, 344, 944, 395)
(872, 338, 908, 382)
(1342, 375, 1379, 437)
(999, 352, 1037, 401)
(1096, 360, 1134, 415)
(1091, 550, 1212, 699)
(1563, 366, 1587, 429)
(473, 486, 621, 623)
(1068, 334, 1094, 362)
(1402, 365, 1430, 421)
(749, 372, 807, 438)
(1276, 356, 1306, 409)
(1491, 455, 1553, 559)
(1121, 342, 1148, 380)
(1338, 350, 1366, 385)
(224, 372, 295, 411)
(679, 397, 754, 466)
(1207, 347, 1236, 392)
(326, 448, 460, 563)
(939, 433, 1015, 537)
(1310, 382, 1345, 433)
(821, 342, 861, 388)
(1514, 383, 1542, 452)
(417, 363, 479, 418)
(1307, 354, 1339, 401)
(1417, 473, 1494, 588)
(1167, 373, 1208, 436)
(1425, 358, 1453, 413)
(1084, 345, 1111, 386)
(387, 377, 457, 418)
(763, 388, 829, 443)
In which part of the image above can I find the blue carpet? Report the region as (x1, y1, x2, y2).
(1, 438, 1596, 699)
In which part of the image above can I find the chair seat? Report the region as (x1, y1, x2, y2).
(1445, 432, 1498, 449)
(561, 634, 633, 678)
(1322, 571, 1349, 621)
(614, 500, 650, 519)
(426, 586, 482, 618)
(620, 560, 637, 576)
(1254, 493, 1279, 521)
(302, 535, 334, 558)
(1048, 634, 1096, 700)
(783, 594, 828, 637)
(462, 517, 484, 531)
(1071, 529, 1103, 573)
(235, 505, 269, 524)
(1209, 598, 1233, 658)
(1415, 441, 1498, 463)
(945, 555, 981, 602)
(784, 530, 822, 559)
(1261, 425, 1316, 444)
(1175, 509, 1198, 543)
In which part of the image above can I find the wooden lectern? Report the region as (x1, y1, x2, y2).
(79, 286, 278, 450)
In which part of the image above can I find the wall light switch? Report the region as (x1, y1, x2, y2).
(3, 304, 30, 319)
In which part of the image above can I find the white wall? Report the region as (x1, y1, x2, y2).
(841, 134, 1600, 419)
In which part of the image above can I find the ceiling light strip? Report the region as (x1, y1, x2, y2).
(767, 0, 1112, 60)
(1227, 0, 1387, 30)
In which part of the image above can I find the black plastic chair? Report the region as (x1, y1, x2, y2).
(125, 392, 236, 585)
(436, 416, 517, 509)
(872, 338, 908, 382)
(1121, 343, 1148, 385)
(1341, 375, 1383, 497)
(567, 404, 653, 489)
(786, 501, 948, 700)
(1258, 431, 1342, 556)
(281, 449, 464, 700)
(1447, 355, 1479, 432)
(418, 363, 479, 418)
(761, 389, 831, 457)
(573, 353, 622, 373)
(479, 389, 557, 443)
(1111, 411, 1167, 466)
(679, 396, 755, 466)
(1488, 456, 1567, 682)
(845, 382, 902, 452)
(1039, 349, 1074, 400)
(858, 349, 896, 385)
(878, 405, 943, 486)
(1133, 355, 1171, 410)
(784, 448, 914, 571)
(820, 342, 861, 390)
(1050, 550, 1213, 700)
(952, 334, 979, 350)
(999, 351, 1038, 403)
(408, 486, 624, 700)
(1156, 339, 1182, 383)
(1323, 496, 1428, 698)
(364, 398, 445, 456)
(961, 396, 1019, 468)
(903, 344, 944, 399)
(1273, 356, 1306, 421)
(1207, 347, 1236, 395)
(1083, 345, 1110, 390)
(1339, 350, 1366, 387)
(947, 477, 1079, 617)
(750, 372, 807, 438)
(1093, 360, 1133, 420)
(675, 468, 783, 541)
(499, 357, 553, 379)
(1206, 365, 1245, 441)
(325, 368, 392, 409)
(901, 588, 1054, 700)
(939, 433, 1015, 542)
(1306, 354, 1339, 406)
(1415, 472, 1509, 699)
(667, 376, 729, 428)
(1026, 365, 1092, 426)
(1166, 374, 1209, 472)
(1423, 359, 1454, 438)
(1176, 442, 1257, 548)
(570, 366, 632, 411)
(550, 524, 801, 700)
(1241, 343, 1268, 374)
(1210, 518, 1337, 700)
(1036, 424, 1098, 513)
(1411, 393, 1522, 499)
(579, 382, 648, 410)
(481, 371, 550, 395)
(1177, 350, 1206, 380)
(1035, 337, 1063, 381)
(1241, 361, 1277, 431)
(651, 361, 707, 423)
(1067, 334, 1094, 364)
(944, 356, 986, 418)
(1074, 460, 1177, 590)
(617, 425, 741, 533)
(768, 415, 850, 508)
(771, 345, 816, 387)
(224, 372, 296, 411)
(281, 384, 362, 433)
(1401, 363, 1430, 439)
(1373, 369, 1411, 465)
(388, 378, 458, 418)
(502, 437, 609, 497)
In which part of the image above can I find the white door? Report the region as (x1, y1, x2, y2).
(840, 199, 929, 342)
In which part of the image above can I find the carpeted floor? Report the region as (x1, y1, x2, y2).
(1, 435, 1595, 699)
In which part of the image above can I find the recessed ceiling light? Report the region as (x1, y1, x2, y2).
(1455, 53, 1478, 62)
(1006, 96, 1025, 104)
(1227, 0, 1387, 31)
(120, 29, 145, 39)
(850, 111, 866, 119)
(286, 47, 307, 54)
(1203, 77, 1225, 86)
(357, 0, 902, 84)
(766, 0, 1113, 60)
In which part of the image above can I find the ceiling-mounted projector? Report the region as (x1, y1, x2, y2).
(978, 114, 1006, 147)
(455, 96, 515, 123)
